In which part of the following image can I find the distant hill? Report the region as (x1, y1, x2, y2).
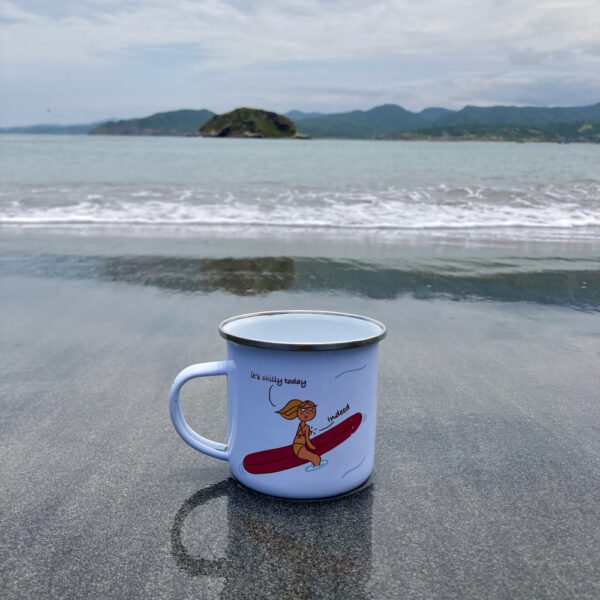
(379, 121, 600, 143)
(433, 103, 600, 127)
(0, 121, 105, 134)
(198, 107, 307, 138)
(296, 104, 423, 138)
(89, 109, 215, 136)
(298, 102, 600, 139)
(285, 110, 326, 121)
(297, 104, 457, 138)
(418, 107, 453, 121)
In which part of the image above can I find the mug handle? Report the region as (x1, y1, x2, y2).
(169, 361, 232, 460)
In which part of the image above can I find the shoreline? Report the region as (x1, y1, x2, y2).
(2, 222, 600, 244)
(2, 131, 600, 143)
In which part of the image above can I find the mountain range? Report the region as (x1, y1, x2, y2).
(2, 102, 600, 139)
(289, 103, 600, 138)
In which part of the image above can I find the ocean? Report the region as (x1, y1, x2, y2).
(1, 135, 599, 239)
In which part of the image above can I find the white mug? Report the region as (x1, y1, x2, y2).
(169, 310, 386, 499)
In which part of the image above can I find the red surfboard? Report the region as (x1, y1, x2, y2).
(243, 413, 362, 475)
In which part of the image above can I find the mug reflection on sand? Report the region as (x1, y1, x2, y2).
(171, 478, 373, 599)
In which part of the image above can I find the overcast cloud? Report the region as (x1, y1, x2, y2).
(1, 0, 599, 125)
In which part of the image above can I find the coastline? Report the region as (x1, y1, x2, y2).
(2, 131, 598, 143)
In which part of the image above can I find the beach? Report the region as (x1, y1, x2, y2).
(1, 136, 600, 598)
(1, 224, 599, 599)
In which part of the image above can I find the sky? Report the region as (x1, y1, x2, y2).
(1, 0, 599, 126)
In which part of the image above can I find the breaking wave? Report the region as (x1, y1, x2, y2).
(1, 182, 599, 235)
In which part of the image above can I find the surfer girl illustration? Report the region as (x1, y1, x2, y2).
(277, 399, 322, 468)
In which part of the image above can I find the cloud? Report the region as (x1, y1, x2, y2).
(3, 0, 599, 67)
(473, 75, 600, 107)
(1, 0, 599, 124)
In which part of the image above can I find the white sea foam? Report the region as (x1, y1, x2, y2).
(1, 183, 600, 238)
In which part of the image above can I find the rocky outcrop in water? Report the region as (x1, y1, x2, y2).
(198, 108, 309, 138)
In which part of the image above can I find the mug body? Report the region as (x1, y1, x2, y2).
(170, 310, 385, 500)
(221, 312, 383, 499)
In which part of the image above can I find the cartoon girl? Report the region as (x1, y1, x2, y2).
(277, 399, 321, 467)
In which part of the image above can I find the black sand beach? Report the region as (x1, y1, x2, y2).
(1, 228, 600, 599)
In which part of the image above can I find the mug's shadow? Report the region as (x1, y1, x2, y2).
(171, 478, 374, 599)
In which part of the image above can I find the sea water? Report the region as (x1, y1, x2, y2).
(0, 135, 599, 240)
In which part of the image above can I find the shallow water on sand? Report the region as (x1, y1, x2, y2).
(1, 228, 598, 311)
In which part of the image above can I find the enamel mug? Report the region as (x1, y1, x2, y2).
(169, 310, 386, 499)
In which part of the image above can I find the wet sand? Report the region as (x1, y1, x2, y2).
(1, 228, 599, 599)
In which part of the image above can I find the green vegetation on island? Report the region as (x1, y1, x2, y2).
(378, 121, 600, 143)
(89, 109, 215, 136)
(198, 107, 308, 138)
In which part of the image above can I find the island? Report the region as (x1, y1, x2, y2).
(197, 107, 309, 138)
